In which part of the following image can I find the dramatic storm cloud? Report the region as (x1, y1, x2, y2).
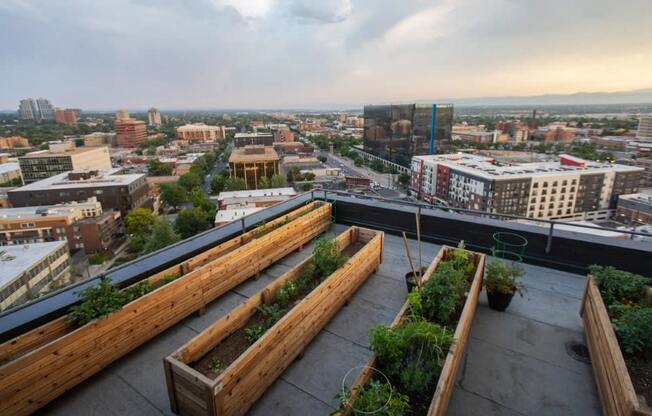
(0, 0, 650, 109)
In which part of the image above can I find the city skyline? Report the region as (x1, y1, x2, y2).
(1, 0, 651, 110)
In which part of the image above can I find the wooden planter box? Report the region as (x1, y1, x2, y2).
(580, 277, 652, 416)
(164, 226, 384, 416)
(341, 245, 486, 416)
(0, 202, 332, 416)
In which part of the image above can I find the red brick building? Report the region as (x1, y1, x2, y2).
(115, 118, 147, 148)
(55, 109, 78, 125)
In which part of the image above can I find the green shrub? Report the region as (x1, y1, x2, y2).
(338, 380, 410, 416)
(123, 281, 152, 303)
(590, 265, 650, 307)
(88, 253, 109, 265)
(484, 258, 525, 295)
(68, 278, 125, 326)
(369, 319, 453, 398)
(160, 274, 179, 285)
(276, 280, 300, 308)
(449, 241, 475, 276)
(313, 235, 348, 279)
(610, 305, 652, 356)
(208, 357, 225, 372)
(244, 325, 266, 344)
(416, 262, 468, 323)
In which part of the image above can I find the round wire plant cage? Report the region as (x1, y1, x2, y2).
(492, 232, 528, 261)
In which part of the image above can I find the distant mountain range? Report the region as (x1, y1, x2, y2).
(422, 88, 652, 107)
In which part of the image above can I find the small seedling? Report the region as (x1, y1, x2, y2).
(208, 356, 225, 372)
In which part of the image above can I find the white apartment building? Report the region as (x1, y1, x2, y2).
(410, 153, 643, 221)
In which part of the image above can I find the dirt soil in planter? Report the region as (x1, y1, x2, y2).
(191, 239, 366, 379)
(625, 355, 652, 408)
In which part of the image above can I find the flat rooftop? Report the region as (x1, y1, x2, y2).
(413, 153, 642, 180)
(0, 199, 99, 221)
(234, 132, 274, 138)
(229, 146, 279, 163)
(0, 241, 67, 288)
(217, 187, 297, 200)
(10, 168, 145, 191)
(39, 224, 601, 416)
(20, 146, 107, 158)
(0, 162, 20, 174)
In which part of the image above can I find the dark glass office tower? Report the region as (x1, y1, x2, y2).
(363, 103, 453, 166)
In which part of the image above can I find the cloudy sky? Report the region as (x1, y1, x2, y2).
(1, 0, 651, 110)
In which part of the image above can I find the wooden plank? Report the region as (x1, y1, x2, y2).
(0, 317, 71, 364)
(0, 203, 332, 416)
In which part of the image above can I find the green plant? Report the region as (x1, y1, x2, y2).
(369, 319, 453, 398)
(313, 235, 348, 279)
(123, 281, 153, 303)
(337, 381, 410, 416)
(590, 265, 650, 307)
(208, 356, 225, 372)
(160, 274, 179, 285)
(276, 280, 300, 308)
(244, 324, 267, 344)
(258, 304, 285, 325)
(68, 278, 125, 326)
(484, 258, 525, 295)
(416, 262, 468, 323)
(88, 253, 109, 265)
(610, 305, 652, 356)
(450, 241, 475, 276)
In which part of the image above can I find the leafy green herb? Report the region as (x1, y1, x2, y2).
(337, 381, 410, 416)
(610, 305, 652, 357)
(68, 278, 126, 326)
(590, 265, 650, 307)
(244, 325, 266, 344)
(313, 235, 348, 279)
(484, 258, 525, 295)
(207, 356, 225, 372)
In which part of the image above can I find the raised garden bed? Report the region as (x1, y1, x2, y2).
(164, 226, 384, 416)
(338, 244, 486, 416)
(0, 201, 331, 416)
(580, 267, 652, 416)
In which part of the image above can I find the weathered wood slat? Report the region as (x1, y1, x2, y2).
(164, 226, 384, 416)
(0, 202, 332, 416)
(580, 277, 652, 416)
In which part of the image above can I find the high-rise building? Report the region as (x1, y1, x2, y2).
(18, 99, 38, 120)
(55, 109, 78, 125)
(115, 118, 148, 148)
(228, 146, 280, 189)
(18, 146, 111, 183)
(176, 123, 225, 142)
(410, 153, 643, 221)
(148, 108, 162, 127)
(115, 109, 130, 120)
(36, 98, 55, 120)
(637, 116, 652, 139)
(363, 103, 453, 166)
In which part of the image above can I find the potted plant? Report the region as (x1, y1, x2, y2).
(484, 258, 525, 311)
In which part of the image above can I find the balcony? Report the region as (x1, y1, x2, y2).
(1, 192, 650, 416)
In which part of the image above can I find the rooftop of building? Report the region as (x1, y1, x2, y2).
(217, 187, 297, 200)
(3, 193, 650, 416)
(0, 241, 68, 288)
(0, 198, 101, 221)
(229, 145, 279, 162)
(619, 189, 652, 205)
(0, 162, 20, 174)
(234, 132, 274, 138)
(214, 207, 264, 223)
(9, 168, 145, 191)
(413, 152, 643, 180)
(176, 123, 222, 130)
(20, 146, 108, 159)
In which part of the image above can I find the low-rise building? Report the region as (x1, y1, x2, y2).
(273, 128, 294, 143)
(410, 153, 643, 220)
(616, 190, 652, 224)
(83, 132, 116, 147)
(228, 146, 280, 189)
(215, 187, 296, 210)
(0, 198, 124, 253)
(176, 123, 225, 142)
(214, 207, 264, 226)
(0, 136, 30, 150)
(0, 241, 71, 312)
(18, 146, 111, 184)
(0, 163, 22, 186)
(8, 169, 150, 215)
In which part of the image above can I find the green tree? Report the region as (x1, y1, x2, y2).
(189, 188, 215, 213)
(258, 176, 271, 189)
(286, 167, 301, 183)
(175, 208, 212, 239)
(210, 175, 226, 194)
(148, 158, 173, 176)
(178, 172, 203, 191)
(160, 184, 187, 209)
(317, 155, 327, 163)
(125, 208, 155, 237)
(398, 172, 410, 185)
(270, 174, 287, 188)
(224, 177, 247, 191)
(303, 172, 316, 181)
(144, 218, 180, 253)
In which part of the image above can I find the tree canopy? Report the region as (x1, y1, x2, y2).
(143, 218, 180, 253)
(125, 208, 155, 236)
(160, 184, 187, 209)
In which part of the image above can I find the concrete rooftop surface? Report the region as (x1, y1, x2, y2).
(40, 223, 602, 416)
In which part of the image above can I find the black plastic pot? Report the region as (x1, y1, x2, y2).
(486, 290, 515, 312)
(405, 267, 427, 292)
